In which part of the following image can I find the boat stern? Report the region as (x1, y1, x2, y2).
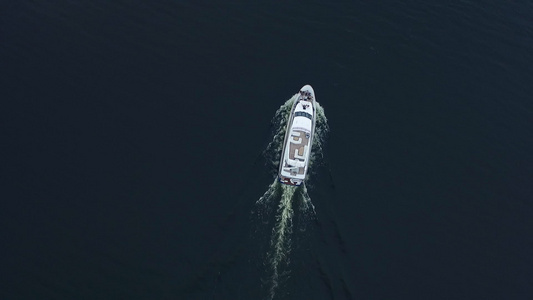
(278, 175, 303, 186)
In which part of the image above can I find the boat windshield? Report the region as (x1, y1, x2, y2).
(294, 111, 312, 120)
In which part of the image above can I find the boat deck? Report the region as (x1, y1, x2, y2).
(282, 129, 310, 176)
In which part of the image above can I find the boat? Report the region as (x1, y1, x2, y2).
(278, 85, 316, 186)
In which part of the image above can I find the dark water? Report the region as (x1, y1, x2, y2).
(2, 1, 532, 299)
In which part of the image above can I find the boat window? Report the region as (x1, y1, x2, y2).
(295, 111, 312, 119)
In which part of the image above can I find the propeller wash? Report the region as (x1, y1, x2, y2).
(255, 88, 328, 299)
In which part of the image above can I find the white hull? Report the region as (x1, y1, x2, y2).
(278, 85, 316, 186)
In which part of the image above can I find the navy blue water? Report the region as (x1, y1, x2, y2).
(2, 1, 532, 299)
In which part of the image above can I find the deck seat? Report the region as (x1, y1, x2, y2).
(286, 158, 305, 167)
(284, 166, 299, 173)
(291, 131, 301, 137)
(290, 136, 302, 144)
(294, 145, 308, 160)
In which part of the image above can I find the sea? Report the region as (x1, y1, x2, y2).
(1, 1, 532, 299)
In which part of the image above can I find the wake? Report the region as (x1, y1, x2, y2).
(254, 93, 328, 299)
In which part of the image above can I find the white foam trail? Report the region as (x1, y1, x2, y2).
(267, 184, 296, 299)
(255, 180, 281, 225)
(255, 93, 328, 300)
(297, 183, 316, 232)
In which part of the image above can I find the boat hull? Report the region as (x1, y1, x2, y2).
(278, 85, 316, 186)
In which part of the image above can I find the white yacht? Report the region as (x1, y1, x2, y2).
(278, 85, 316, 186)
